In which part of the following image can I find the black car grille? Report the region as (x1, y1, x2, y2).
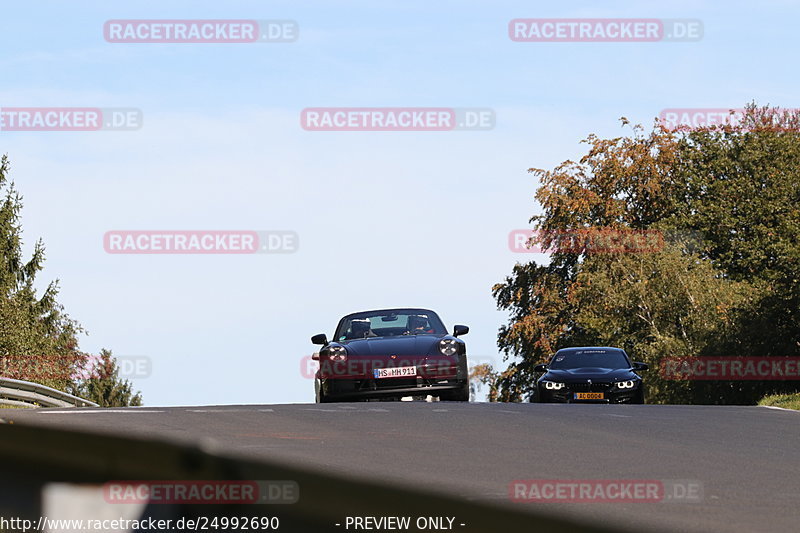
(568, 382, 612, 393)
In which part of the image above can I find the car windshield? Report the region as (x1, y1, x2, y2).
(335, 310, 447, 340)
(549, 349, 630, 370)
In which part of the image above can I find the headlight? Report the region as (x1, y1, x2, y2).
(543, 381, 565, 390)
(327, 345, 347, 362)
(615, 380, 635, 389)
(439, 338, 458, 356)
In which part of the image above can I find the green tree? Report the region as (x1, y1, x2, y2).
(0, 154, 86, 390)
(0, 154, 141, 406)
(492, 106, 800, 404)
(73, 349, 142, 407)
(674, 110, 800, 358)
(569, 241, 751, 403)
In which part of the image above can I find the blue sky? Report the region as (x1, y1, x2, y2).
(1, 1, 796, 405)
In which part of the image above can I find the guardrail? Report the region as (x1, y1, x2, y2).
(0, 377, 98, 408)
(0, 421, 624, 533)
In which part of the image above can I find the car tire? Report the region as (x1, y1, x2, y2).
(315, 379, 334, 403)
(633, 389, 645, 404)
(439, 382, 469, 402)
(535, 389, 549, 403)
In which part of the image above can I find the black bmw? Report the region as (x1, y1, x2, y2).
(311, 308, 470, 403)
(533, 347, 648, 404)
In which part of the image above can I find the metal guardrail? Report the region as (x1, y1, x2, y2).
(0, 377, 98, 408)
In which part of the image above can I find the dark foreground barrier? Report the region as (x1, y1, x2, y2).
(0, 419, 627, 533)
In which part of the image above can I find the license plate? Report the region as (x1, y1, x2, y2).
(374, 366, 417, 379)
(574, 392, 604, 400)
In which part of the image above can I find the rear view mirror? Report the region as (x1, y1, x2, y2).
(311, 333, 328, 345)
(632, 362, 649, 371)
(534, 364, 548, 373)
(453, 324, 469, 337)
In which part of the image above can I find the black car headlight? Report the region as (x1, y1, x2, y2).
(439, 338, 458, 356)
(543, 381, 565, 390)
(615, 380, 636, 389)
(327, 345, 347, 362)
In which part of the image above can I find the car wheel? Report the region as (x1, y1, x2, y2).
(535, 390, 549, 403)
(633, 389, 645, 404)
(439, 383, 469, 402)
(315, 379, 333, 403)
(314, 379, 322, 403)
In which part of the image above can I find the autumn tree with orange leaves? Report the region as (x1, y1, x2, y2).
(491, 105, 800, 404)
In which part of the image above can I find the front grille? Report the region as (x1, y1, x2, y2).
(568, 382, 612, 393)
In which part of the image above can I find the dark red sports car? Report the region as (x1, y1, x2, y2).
(311, 308, 469, 402)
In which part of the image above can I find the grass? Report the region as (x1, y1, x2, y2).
(758, 393, 800, 411)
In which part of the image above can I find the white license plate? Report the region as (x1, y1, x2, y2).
(374, 366, 417, 379)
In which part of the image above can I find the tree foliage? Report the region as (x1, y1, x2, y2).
(491, 105, 800, 404)
(73, 349, 142, 407)
(0, 154, 142, 407)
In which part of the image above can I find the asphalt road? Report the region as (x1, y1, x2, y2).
(3, 402, 799, 533)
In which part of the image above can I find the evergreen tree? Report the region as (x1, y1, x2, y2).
(73, 349, 142, 407)
(0, 154, 142, 406)
(0, 154, 85, 390)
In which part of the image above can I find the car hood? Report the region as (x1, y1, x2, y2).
(341, 335, 443, 356)
(544, 368, 638, 381)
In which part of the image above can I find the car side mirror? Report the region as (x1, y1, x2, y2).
(453, 325, 469, 337)
(311, 333, 328, 346)
(534, 364, 548, 373)
(632, 362, 649, 371)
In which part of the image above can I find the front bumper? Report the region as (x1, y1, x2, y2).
(537, 384, 642, 404)
(321, 377, 466, 401)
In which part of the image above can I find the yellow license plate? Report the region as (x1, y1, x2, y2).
(575, 392, 604, 400)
